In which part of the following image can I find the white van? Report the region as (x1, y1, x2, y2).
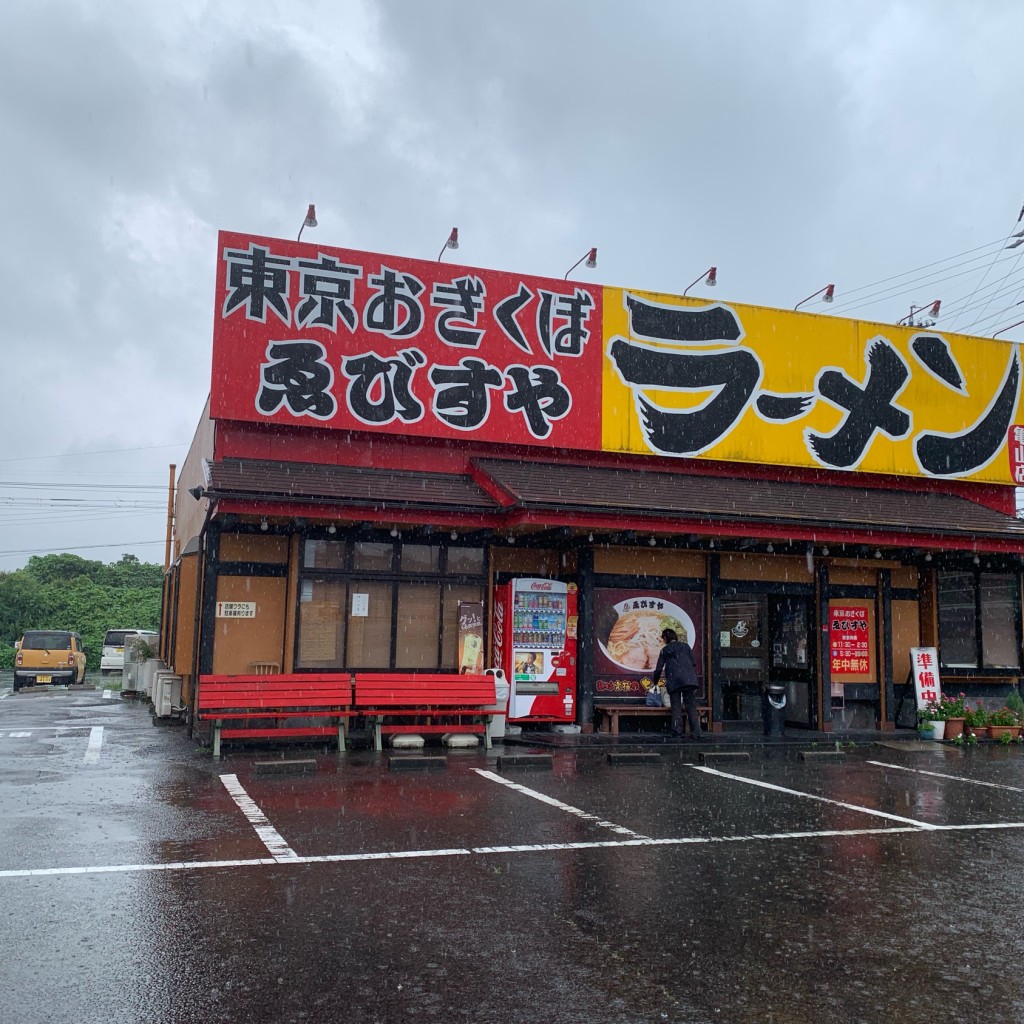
(101, 629, 157, 675)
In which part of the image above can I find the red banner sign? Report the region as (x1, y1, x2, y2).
(829, 605, 870, 675)
(210, 231, 603, 450)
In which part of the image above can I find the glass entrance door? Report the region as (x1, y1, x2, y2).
(768, 595, 814, 727)
(718, 593, 815, 728)
(720, 596, 767, 726)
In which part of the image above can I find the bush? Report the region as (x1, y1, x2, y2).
(0, 554, 162, 670)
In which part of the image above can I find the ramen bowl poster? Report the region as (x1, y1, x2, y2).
(593, 589, 704, 698)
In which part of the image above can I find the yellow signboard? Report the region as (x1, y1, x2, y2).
(601, 288, 1023, 485)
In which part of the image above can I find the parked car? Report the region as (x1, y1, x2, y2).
(14, 631, 87, 690)
(101, 628, 156, 675)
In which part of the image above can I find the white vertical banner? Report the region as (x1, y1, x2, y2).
(910, 647, 941, 708)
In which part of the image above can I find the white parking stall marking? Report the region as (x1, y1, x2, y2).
(692, 765, 940, 830)
(102, 689, 113, 700)
(868, 760, 1024, 792)
(83, 727, 104, 764)
(219, 774, 299, 861)
(8, 732, 32, 738)
(7, 822, 1024, 880)
(474, 768, 650, 838)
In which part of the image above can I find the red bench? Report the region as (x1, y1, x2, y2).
(352, 673, 497, 751)
(197, 674, 354, 758)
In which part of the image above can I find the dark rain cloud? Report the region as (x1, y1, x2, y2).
(0, 0, 1022, 567)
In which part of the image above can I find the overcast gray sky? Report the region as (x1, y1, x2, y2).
(2, 0, 1023, 572)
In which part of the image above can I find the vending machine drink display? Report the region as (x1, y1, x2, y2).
(493, 578, 578, 723)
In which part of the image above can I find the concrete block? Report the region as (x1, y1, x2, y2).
(389, 755, 448, 771)
(254, 759, 318, 776)
(698, 751, 751, 764)
(607, 752, 661, 765)
(496, 754, 553, 770)
(798, 750, 846, 763)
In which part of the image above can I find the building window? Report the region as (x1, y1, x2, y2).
(395, 582, 442, 668)
(296, 539, 485, 671)
(938, 571, 1020, 671)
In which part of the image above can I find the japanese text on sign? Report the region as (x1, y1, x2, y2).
(216, 601, 256, 618)
(211, 233, 1024, 484)
(212, 233, 602, 449)
(829, 605, 871, 676)
(601, 289, 1024, 484)
(910, 646, 942, 707)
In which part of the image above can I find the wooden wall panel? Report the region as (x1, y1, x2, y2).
(219, 533, 289, 564)
(594, 548, 706, 578)
(892, 599, 922, 687)
(719, 554, 812, 583)
(210, 576, 288, 675)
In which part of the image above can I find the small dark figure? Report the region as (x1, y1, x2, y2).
(651, 628, 703, 740)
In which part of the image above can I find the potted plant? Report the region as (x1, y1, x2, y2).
(1006, 691, 1024, 734)
(919, 701, 947, 741)
(987, 706, 1018, 740)
(964, 701, 989, 740)
(939, 692, 968, 740)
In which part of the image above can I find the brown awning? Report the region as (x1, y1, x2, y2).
(204, 455, 1024, 544)
(206, 459, 499, 512)
(473, 458, 1024, 541)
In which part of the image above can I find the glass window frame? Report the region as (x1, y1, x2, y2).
(294, 534, 487, 672)
(937, 569, 1022, 673)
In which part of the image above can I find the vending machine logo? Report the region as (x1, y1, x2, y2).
(493, 598, 505, 664)
(529, 580, 555, 592)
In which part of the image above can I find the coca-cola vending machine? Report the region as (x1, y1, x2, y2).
(493, 578, 577, 723)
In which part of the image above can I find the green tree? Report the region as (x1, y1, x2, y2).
(0, 554, 164, 670)
(100, 553, 164, 589)
(24, 553, 106, 586)
(0, 571, 47, 643)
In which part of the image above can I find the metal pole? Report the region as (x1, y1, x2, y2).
(164, 464, 176, 572)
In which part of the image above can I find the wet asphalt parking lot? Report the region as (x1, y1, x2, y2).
(2, 685, 1024, 1024)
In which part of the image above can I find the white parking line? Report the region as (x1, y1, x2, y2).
(8, 732, 32, 738)
(692, 765, 940, 829)
(4, 821, 1023, 880)
(219, 774, 299, 861)
(474, 768, 649, 838)
(868, 760, 1024, 792)
(102, 689, 113, 700)
(83, 727, 104, 764)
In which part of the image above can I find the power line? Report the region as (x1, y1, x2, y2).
(950, 202, 1024, 331)
(935, 268, 1024, 322)
(834, 236, 1006, 299)
(0, 443, 188, 464)
(829, 252, 1023, 318)
(0, 481, 168, 492)
(0, 540, 165, 558)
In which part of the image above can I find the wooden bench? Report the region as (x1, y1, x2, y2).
(352, 673, 497, 751)
(595, 702, 711, 736)
(197, 673, 354, 758)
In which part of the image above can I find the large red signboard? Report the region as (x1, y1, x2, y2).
(210, 231, 603, 449)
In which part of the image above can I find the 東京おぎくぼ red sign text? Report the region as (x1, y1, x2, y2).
(210, 231, 603, 450)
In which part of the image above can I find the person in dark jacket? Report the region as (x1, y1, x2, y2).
(651, 628, 703, 740)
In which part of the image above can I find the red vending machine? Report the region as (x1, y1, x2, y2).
(493, 578, 578, 723)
